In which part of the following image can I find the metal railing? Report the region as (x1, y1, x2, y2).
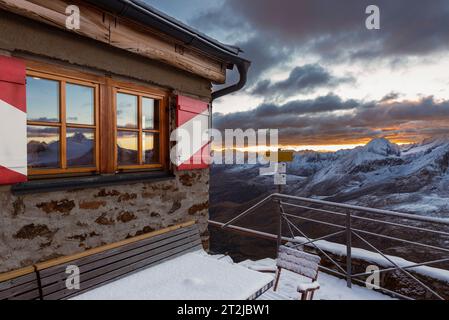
(209, 193, 449, 300)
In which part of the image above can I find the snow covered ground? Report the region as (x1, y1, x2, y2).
(71, 250, 273, 300)
(213, 254, 393, 300)
(70, 249, 393, 300)
(289, 236, 449, 283)
(239, 258, 394, 300)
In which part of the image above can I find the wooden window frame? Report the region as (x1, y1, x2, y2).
(114, 86, 166, 171)
(26, 70, 100, 176)
(25, 61, 169, 178)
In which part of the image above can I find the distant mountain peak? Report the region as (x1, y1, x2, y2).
(70, 132, 87, 143)
(420, 135, 449, 147)
(365, 138, 401, 157)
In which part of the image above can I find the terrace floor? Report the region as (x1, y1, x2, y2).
(71, 250, 394, 300)
(238, 258, 393, 300)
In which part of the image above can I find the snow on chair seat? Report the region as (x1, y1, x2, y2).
(297, 281, 320, 292)
(274, 245, 321, 300)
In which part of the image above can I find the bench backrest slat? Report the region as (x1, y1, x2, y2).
(0, 221, 201, 300)
(39, 225, 198, 280)
(50, 240, 202, 300)
(277, 246, 320, 280)
(0, 269, 40, 300)
(39, 224, 202, 300)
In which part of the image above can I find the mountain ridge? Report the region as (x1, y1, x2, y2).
(211, 137, 449, 217)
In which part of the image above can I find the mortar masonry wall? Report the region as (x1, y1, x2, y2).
(0, 169, 209, 273)
(0, 9, 215, 274)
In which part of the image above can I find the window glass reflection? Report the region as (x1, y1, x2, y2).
(27, 125, 60, 168)
(67, 128, 95, 167)
(117, 93, 138, 128)
(143, 133, 159, 164)
(117, 131, 138, 165)
(26, 77, 59, 122)
(66, 83, 94, 125)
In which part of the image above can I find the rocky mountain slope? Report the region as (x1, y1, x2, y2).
(211, 137, 449, 218)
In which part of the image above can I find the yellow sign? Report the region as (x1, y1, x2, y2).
(264, 150, 294, 162)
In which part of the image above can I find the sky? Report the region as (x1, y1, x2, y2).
(144, 0, 449, 150)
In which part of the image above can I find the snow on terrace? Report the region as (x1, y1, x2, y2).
(291, 236, 449, 283)
(71, 250, 273, 300)
(71, 250, 393, 300)
(239, 259, 393, 300)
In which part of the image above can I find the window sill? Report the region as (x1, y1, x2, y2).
(11, 171, 175, 195)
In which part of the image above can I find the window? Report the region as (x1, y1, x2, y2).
(25, 63, 167, 178)
(115, 90, 161, 170)
(26, 72, 99, 175)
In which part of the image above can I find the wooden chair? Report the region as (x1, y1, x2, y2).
(273, 245, 321, 300)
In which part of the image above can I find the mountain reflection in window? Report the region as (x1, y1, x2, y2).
(67, 128, 95, 167)
(27, 126, 60, 168)
(117, 131, 138, 165)
(143, 133, 159, 164)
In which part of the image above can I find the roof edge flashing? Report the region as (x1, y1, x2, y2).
(85, 0, 250, 99)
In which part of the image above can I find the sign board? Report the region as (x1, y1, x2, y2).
(264, 150, 294, 163)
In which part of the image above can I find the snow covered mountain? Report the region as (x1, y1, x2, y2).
(28, 132, 94, 168)
(211, 137, 449, 218)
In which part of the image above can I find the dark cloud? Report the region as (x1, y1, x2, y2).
(193, 11, 295, 87)
(250, 64, 354, 97)
(237, 37, 294, 83)
(380, 92, 401, 103)
(196, 0, 449, 62)
(211, 36, 296, 92)
(211, 37, 295, 91)
(213, 95, 449, 145)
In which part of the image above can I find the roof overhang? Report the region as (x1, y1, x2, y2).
(0, 0, 250, 97)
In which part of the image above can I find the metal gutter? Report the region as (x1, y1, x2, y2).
(85, 0, 250, 99)
(211, 60, 251, 100)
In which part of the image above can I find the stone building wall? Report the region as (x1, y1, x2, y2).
(0, 10, 212, 273)
(0, 169, 209, 273)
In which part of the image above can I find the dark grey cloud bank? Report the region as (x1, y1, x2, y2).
(193, 0, 449, 85)
(144, 0, 449, 145)
(250, 64, 354, 97)
(198, 0, 449, 58)
(213, 96, 449, 145)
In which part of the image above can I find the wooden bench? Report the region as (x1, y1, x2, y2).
(0, 266, 41, 300)
(0, 221, 201, 300)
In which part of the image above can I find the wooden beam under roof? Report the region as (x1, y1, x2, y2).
(0, 0, 226, 83)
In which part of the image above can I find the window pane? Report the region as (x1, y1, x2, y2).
(66, 83, 94, 125)
(67, 128, 95, 167)
(27, 126, 60, 168)
(117, 131, 138, 165)
(142, 98, 159, 130)
(143, 133, 159, 164)
(117, 93, 138, 128)
(26, 77, 59, 122)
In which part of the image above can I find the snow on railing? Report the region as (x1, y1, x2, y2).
(210, 193, 449, 300)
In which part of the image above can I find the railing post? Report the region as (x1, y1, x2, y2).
(346, 210, 352, 288)
(276, 199, 284, 257)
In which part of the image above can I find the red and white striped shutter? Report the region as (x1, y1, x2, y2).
(175, 95, 210, 170)
(0, 55, 27, 185)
